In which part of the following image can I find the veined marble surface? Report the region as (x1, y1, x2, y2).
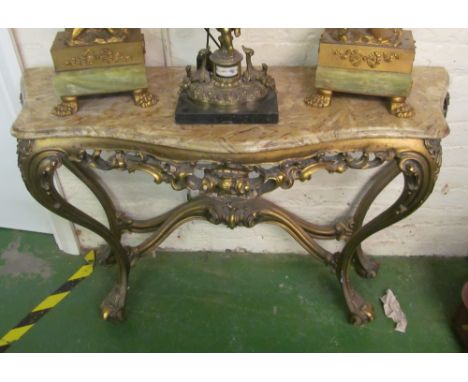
(11, 67, 449, 154)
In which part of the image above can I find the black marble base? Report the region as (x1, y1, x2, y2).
(175, 90, 279, 124)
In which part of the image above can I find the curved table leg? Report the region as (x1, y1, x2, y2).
(352, 161, 401, 278)
(337, 144, 441, 325)
(18, 142, 130, 321)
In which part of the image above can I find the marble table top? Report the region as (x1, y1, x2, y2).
(11, 66, 449, 154)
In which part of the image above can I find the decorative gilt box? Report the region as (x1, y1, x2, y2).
(307, 28, 416, 118)
(50, 28, 156, 116)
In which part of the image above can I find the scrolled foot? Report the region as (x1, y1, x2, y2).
(343, 286, 375, 326)
(356, 263, 379, 279)
(350, 304, 375, 326)
(95, 246, 116, 265)
(355, 249, 380, 279)
(52, 96, 78, 117)
(390, 97, 414, 118)
(304, 89, 332, 108)
(100, 284, 126, 321)
(133, 88, 158, 108)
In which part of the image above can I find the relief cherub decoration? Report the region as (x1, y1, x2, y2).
(216, 28, 241, 54)
(333, 28, 403, 47)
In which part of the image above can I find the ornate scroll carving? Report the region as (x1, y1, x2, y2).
(70, 148, 397, 198)
(17, 136, 441, 326)
(424, 139, 442, 178)
(207, 197, 260, 229)
(17, 139, 34, 160)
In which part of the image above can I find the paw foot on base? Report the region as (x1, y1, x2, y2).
(133, 89, 158, 108)
(52, 97, 78, 117)
(304, 90, 332, 108)
(390, 97, 414, 118)
(100, 285, 126, 321)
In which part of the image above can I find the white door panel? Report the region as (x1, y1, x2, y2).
(0, 28, 80, 254)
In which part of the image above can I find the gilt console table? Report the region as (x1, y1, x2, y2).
(11, 66, 449, 325)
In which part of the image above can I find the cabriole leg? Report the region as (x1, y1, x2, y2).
(337, 143, 441, 325)
(18, 140, 130, 321)
(352, 161, 401, 278)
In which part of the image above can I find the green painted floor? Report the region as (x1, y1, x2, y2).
(0, 228, 466, 352)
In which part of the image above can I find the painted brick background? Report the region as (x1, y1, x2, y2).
(11, 28, 468, 256)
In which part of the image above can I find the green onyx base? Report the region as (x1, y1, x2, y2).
(315, 66, 413, 98)
(52, 64, 148, 97)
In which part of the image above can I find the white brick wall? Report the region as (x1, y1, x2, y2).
(12, 28, 468, 256)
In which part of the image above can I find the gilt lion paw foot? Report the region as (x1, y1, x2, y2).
(100, 285, 127, 321)
(304, 90, 332, 108)
(52, 97, 78, 117)
(390, 97, 414, 118)
(133, 89, 158, 108)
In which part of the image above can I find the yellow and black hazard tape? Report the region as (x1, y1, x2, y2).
(0, 250, 95, 353)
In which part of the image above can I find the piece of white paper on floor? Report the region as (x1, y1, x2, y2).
(380, 289, 407, 333)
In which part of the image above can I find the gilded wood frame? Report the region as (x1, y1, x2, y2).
(17, 136, 441, 325)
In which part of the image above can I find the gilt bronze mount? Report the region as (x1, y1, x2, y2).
(175, 28, 278, 124)
(306, 28, 416, 118)
(50, 28, 157, 116)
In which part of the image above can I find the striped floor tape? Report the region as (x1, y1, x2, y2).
(0, 250, 95, 353)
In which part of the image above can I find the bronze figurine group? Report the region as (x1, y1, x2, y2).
(180, 28, 275, 106)
(49, 28, 416, 120)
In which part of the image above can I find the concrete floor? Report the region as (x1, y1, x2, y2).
(0, 228, 466, 352)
